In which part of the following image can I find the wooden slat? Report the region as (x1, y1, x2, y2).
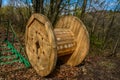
(25, 14, 57, 77)
(25, 14, 89, 77)
(55, 16, 89, 66)
(54, 28, 76, 56)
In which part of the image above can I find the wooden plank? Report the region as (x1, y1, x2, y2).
(55, 16, 89, 66)
(25, 14, 57, 77)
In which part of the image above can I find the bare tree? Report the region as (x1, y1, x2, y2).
(32, 0, 44, 13)
(81, 0, 87, 18)
(32, 0, 64, 25)
(0, 0, 2, 8)
(25, 0, 32, 17)
(88, 0, 107, 36)
(40, 0, 44, 14)
(103, 1, 120, 49)
(0, 0, 2, 21)
(48, 0, 63, 25)
(111, 33, 120, 56)
(103, 14, 115, 47)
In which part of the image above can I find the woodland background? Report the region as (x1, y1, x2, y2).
(0, 0, 120, 79)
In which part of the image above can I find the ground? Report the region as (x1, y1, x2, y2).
(0, 54, 120, 80)
(0, 27, 120, 80)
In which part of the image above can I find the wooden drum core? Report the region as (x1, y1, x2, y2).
(54, 29, 76, 57)
(25, 14, 89, 77)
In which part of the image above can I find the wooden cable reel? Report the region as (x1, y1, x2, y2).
(25, 14, 89, 76)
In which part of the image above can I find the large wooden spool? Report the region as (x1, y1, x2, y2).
(25, 14, 89, 76)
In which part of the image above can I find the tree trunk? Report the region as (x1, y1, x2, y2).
(26, 0, 32, 17)
(52, 0, 63, 25)
(40, 0, 44, 14)
(0, 0, 2, 8)
(81, 0, 87, 18)
(103, 15, 115, 49)
(111, 36, 120, 56)
(0, 0, 2, 22)
(32, 0, 44, 13)
(48, 0, 63, 26)
(48, 0, 55, 22)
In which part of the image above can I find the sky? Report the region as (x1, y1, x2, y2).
(2, 0, 118, 10)
(2, 0, 8, 5)
(105, 0, 118, 10)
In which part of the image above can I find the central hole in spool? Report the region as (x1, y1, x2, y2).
(35, 41, 40, 59)
(36, 41, 40, 49)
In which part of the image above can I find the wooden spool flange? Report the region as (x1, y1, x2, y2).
(25, 14, 89, 76)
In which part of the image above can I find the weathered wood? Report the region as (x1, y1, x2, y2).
(55, 16, 89, 66)
(54, 29, 76, 57)
(25, 13, 57, 77)
(25, 14, 89, 76)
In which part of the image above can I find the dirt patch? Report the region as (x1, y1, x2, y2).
(0, 55, 120, 80)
